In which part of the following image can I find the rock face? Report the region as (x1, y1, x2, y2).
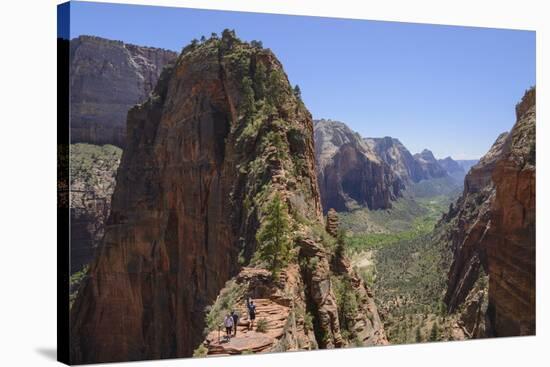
(70, 32, 386, 364)
(70, 35, 177, 147)
(441, 87, 536, 337)
(438, 156, 466, 181)
(413, 149, 448, 179)
(69, 143, 122, 273)
(314, 120, 402, 213)
(364, 137, 426, 184)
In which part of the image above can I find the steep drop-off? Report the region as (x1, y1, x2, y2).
(69, 143, 121, 274)
(314, 120, 402, 213)
(70, 32, 386, 364)
(441, 87, 535, 337)
(70, 36, 177, 147)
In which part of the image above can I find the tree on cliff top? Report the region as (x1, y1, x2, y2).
(256, 193, 292, 276)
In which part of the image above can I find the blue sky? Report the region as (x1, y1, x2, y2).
(67, 1, 535, 160)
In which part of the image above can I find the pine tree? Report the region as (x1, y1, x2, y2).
(256, 193, 292, 276)
(293, 85, 302, 100)
(253, 62, 267, 101)
(241, 76, 255, 118)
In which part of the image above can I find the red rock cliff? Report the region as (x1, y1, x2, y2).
(70, 32, 385, 364)
(442, 87, 535, 337)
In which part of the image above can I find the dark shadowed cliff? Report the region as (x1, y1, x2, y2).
(314, 120, 402, 213)
(70, 32, 386, 364)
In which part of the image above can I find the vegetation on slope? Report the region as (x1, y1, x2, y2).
(340, 192, 458, 344)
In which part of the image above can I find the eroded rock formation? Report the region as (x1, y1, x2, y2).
(441, 87, 536, 337)
(314, 120, 402, 212)
(70, 32, 386, 364)
(70, 36, 177, 147)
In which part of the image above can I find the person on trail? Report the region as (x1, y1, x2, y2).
(231, 310, 239, 337)
(224, 313, 234, 339)
(246, 297, 256, 331)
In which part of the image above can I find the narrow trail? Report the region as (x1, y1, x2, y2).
(205, 298, 292, 355)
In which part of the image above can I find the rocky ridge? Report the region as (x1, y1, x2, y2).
(69, 32, 386, 364)
(413, 149, 448, 179)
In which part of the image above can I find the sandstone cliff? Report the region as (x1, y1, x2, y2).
(314, 120, 402, 212)
(70, 31, 386, 364)
(441, 87, 535, 337)
(70, 35, 177, 147)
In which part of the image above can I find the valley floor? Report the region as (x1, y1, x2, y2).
(339, 192, 466, 344)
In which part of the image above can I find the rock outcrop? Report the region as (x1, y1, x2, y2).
(441, 87, 536, 337)
(69, 143, 122, 273)
(325, 208, 339, 237)
(70, 32, 386, 364)
(314, 120, 402, 213)
(70, 36, 177, 147)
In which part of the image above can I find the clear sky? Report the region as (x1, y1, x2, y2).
(68, 1, 535, 160)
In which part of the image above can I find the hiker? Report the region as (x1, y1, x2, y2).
(224, 313, 234, 339)
(246, 297, 256, 331)
(231, 310, 239, 337)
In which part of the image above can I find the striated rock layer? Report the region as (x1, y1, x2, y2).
(314, 119, 402, 213)
(70, 35, 177, 147)
(441, 87, 535, 337)
(70, 32, 386, 364)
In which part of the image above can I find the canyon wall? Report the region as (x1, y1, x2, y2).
(441, 87, 535, 337)
(70, 36, 177, 147)
(314, 120, 402, 212)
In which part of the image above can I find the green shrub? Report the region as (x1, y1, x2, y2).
(192, 344, 208, 358)
(256, 318, 268, 333)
